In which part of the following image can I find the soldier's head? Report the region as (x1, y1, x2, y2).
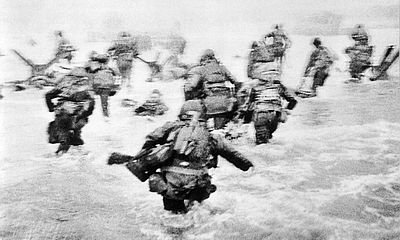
(55, 31, 63, 37)
(200, 49, 216, 64)
(118, 31, 131, 40)
(148, 89, 162, 102)
(253, 62, 280, 82)
(179, 100, 207, 122)
(312, 37, 322, 47)
(251, 41, 259, 49)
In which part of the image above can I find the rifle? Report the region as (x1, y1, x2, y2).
(107, 148, 150, 165)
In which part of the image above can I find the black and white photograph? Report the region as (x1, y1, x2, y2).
(0, 0, 399, 239)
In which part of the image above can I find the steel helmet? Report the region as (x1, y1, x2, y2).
(179, 100, 207, 121)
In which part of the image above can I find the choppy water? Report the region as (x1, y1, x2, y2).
(1, 31, 399, 239)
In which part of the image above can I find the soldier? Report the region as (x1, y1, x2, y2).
(107, 32, 139, 88)
(55, 31, 76, 64)
(108, 100, 253, 213)
(134, 89, 169, 116)
(241, 62, 297, 144)
(85, 52, 118, 118)
(304, 38, 334, 90)
(265, 25, 291, 64)
(247, 40, 275, 78)
(351, 24, 369, 46)
(184, 49, 241, 129)
(45, 67, 95, 154)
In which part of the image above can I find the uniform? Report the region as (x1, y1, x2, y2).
(134, 90, 168, 116)
(305, 38, 334, 90)
(45, 67, 95, 154)
(85, 53, 117, 117)
(184, 50, 241, 129)
(345, 44, 373, 80)
(247, 41, 275, 78)
(108, 32, 138, 87)
(108, 100, 253, 213)
(243, 62, 297, 144)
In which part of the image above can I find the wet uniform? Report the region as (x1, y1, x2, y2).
(345, 44, 373, 80)
(45, 68, 95, 153)
(108, 36, 138, 86)
(305, 45, 334, 89)
(185, 58, 241, 129)
(247, 80, 296, 144)
(247, 42, 275, 78)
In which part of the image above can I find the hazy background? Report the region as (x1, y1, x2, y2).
(1, 0, 398, 45)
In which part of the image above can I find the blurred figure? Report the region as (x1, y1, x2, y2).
(108, 100, 253, 214)
(351, 24, 369, 46)
(240, 62, 297, 144)
(134, 89, 169, 116)
(85, 52, 118, 118)
(45, 67, 95, 154)
(265, 25, 291, 64)
(303, 38, 334, 90)
(55, 31, 76, 64)
(107, 32, 139, 88)
(184, 49, 241, 129)
(247, 40, 275, 78)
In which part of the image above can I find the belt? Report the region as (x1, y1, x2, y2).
(161, 166, 208, 176)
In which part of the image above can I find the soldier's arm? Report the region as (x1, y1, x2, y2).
(279, 84, 297, 110)
(141, 121, 180, 150)
(184, 71, 202, 94)
(212, 133, 253, 171)
(45, 88, 62, 112)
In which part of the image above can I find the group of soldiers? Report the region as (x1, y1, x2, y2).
(20, 24, 399, 214)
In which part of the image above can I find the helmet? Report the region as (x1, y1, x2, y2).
(119, 31, 131, 38)
(252, 62, 280, 82)
(179, 100, 207, 121)
(313, 37, 321, 47)
(93, 53, 109, 63)
(151, 89, 161, 95)
(200, 49, 216, 63)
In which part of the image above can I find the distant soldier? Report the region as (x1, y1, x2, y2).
(351, 24, 369, 46)
(45, 67, 95, 154)
(184, 49, 241, 129)
(134, 89, 169, 116)
(55, 31, 76, 64)
(304, 38, 334, 90)
(240, 62, 297, 144)
(108, 32, 139, 87)
(265, 25, 291, 64)
(247, 40, 275, 78)
(345, 44, 373, 80)
(85, 52, 118, 118)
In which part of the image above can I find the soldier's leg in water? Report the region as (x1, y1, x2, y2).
(265, 111, 279, 139)
(100, 90, 110, 117)
(163, 197, 187, 214)
(253, 111, 269, 144)
(70, 116, 88, 146)
(55, 114, 73, 154)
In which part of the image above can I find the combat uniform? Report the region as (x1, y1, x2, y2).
(305, 39, 334, 90)
(184, 50, 241, 129)
(107, 32, 138, 86)
(134, 90, 168, 116)
(85, 53, 117, 117)
(244, 62, 297, 144)
(345, 44, 373, 80)
(45, 67, 95, 154)
(247, 41, 275, 78)
(109, 100, 253, 213)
